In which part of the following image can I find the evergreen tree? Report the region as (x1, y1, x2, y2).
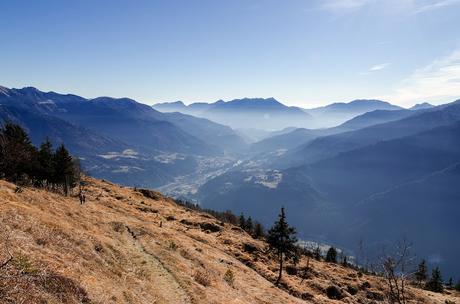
(342, 256, 348, 267)
(426, 267, 443, 293)
(266, 207, 298, 286)
(37, 138, 55, 187)
(415, 259, 428, 286)
(53, 144, 76, 196)
(239, 213, 246, 230)
(245, 216, 254, 235)
(0, 122, 37, 183)
(253, 221, 265, 239)
(325, 247, 337, 263)
(314, 246, 322, 260)
(447, 277, 453, 289)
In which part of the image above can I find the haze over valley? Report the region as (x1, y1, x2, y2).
(2, 1, 460, 303)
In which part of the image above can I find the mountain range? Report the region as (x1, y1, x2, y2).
(154, 98, 409, 132)
(154, 97, 315, 131)
(304, 99, 403, 128)
(195, 100, 460, 278)
(2, 85, 459, 278)
(0, 86, 244, 187)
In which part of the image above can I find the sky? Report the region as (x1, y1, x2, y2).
(1, 0, 460, 108)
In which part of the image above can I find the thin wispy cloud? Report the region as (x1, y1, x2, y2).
(413, 0, 460, 14)
(369, 63, 389, 71)
(380, 49, 460, 106)
(321, 0, 460, 14)
(360, 63, 389, 75)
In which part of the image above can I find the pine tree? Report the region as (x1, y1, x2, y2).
(245, 216, 254, 235)
(253, 222, 265, 239)
(53, 144, 76, 196)
(314, 246, 322, 260)
(325, 247, 337, 263)
(426, 267, 443, 293)
(342, 256, 348, 267)
(266, 207, 298, 286)
(239, 213, 246, 230)
(37, 138, 55, 187)
(447, 277, 453, 289)
(415, 259, 428, 286)
(0, 122, 37, 183)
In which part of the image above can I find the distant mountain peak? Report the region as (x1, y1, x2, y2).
(155, 100, 186, 106)
(410, 102, 434, 110)
(222, 97, 284, 107)
(21, 86, 41, 93)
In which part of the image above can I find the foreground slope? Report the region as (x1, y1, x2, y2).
(1, 178, 458, 303)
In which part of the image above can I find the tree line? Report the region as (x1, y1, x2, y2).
(0, 122, 80, 195)
(173, 199, 267, 240)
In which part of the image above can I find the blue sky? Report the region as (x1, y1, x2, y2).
(1, 0, 460, 108)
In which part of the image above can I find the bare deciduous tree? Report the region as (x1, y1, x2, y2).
(380, 239, 415, 304)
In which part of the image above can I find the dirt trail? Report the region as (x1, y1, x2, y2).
(125, 225, 191, 304)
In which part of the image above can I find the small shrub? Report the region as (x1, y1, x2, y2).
(326, 285, 343, 300)
(94, 243, 104, 252)
(138, 188, 162, 200)
(242, 242, 258, 253)
(179, 249, 191, 259)
(366, 291, 385, 301)
(35, 238, 47, 246)
(360, 281, 371, 290)
(110, 221, 125, 233)
(347, 285, 358, 295)
(199, 222, 222, 233)
(285, 265, 297, 275)
(223, 268, 235, 287)
(14, 254, 39, 275)
(168, 240, 178, 251)
(194, 269, 212, 286)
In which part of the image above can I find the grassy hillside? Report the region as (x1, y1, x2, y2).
(0, 178, 458, 303)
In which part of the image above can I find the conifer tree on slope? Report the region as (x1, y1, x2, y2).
(0, 122, 36, 182)
(54, 144, 76, 196)
(239, 213, 246, 230)
(326, 247, 337, 263)
(37, 138, 55, 187)
(246, 216, 254, 235)
(426, 267, 443, 293)
(253, 221, 265, 239)
(415, 259, 428, 287)
(267, 207, 298, 286)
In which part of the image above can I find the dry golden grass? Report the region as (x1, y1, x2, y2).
(0, 177, 459, 304)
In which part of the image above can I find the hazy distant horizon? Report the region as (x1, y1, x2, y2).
(1, 83, 458, 110)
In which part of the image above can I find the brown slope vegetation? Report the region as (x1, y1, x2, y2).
(0, 177, 459, 304)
